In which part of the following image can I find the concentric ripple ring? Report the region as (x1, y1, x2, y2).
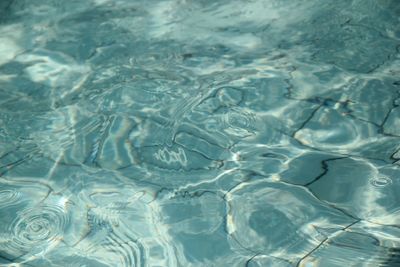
(7, 204, 69, 257)
(0, 189, 20, 208)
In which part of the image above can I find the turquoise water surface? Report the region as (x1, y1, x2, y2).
(0, 0, 400, 266)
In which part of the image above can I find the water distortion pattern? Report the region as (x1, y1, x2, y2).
(0, 0, 400, 266)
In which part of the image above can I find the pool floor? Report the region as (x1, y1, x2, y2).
(0, 0, 400, 266)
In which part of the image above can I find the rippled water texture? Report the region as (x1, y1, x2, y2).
(0, 0, 400, 266)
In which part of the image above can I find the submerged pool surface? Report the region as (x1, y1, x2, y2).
(1, 0, 400, 266)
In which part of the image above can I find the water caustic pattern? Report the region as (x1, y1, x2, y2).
(0, 0, 399, 266)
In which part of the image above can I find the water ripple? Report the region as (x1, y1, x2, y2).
(222, 108, 257, 138)
(80, 209, 145, 267)
(1, 0, 399, 265)
(370, 176, 393, 188)
(0, 189, 20, 208)
(2, 204, 69, 261)
(227, 180, 354, 260)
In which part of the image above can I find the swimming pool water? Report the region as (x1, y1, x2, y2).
(0, 0, 400, 266)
